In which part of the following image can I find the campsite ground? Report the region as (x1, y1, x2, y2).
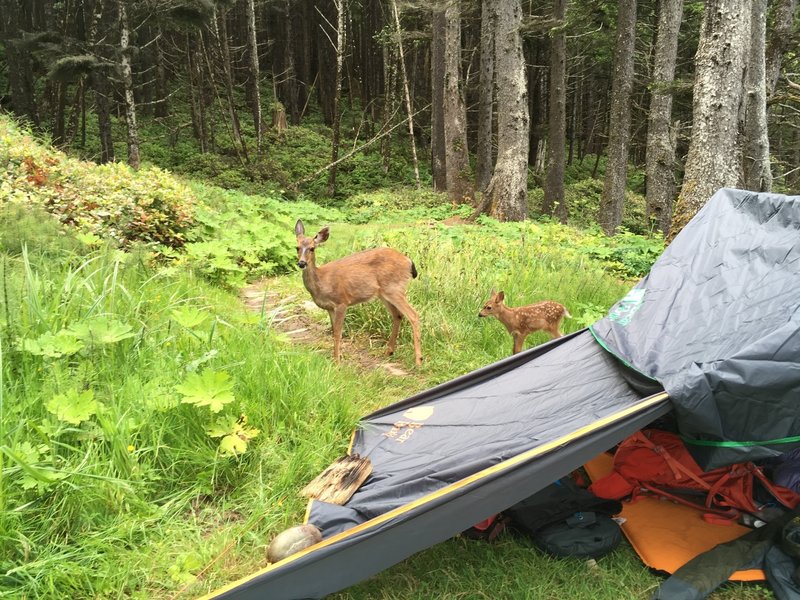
(0, 115, 776, 599)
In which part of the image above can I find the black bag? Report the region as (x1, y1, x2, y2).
(506, 477, 624, 559)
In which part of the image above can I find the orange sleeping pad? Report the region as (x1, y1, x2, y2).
(584, 452, 765, 581)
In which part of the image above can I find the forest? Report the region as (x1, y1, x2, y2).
(0, 0, 799, 598)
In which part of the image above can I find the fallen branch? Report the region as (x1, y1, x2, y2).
(290, 103, 431, 191)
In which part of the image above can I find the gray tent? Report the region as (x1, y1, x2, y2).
(204, 189, 800, 600)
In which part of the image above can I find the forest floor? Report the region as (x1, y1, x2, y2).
(240, 277, 413, 377)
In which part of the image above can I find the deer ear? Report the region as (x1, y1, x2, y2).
(315, 227, 330, 244)
(294, 220, 305, 236)
(496, 291, 505, 302)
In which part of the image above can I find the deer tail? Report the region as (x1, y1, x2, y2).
(410, 261, 418, 279)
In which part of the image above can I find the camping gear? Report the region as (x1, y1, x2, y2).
(505, 477, 623, 558)
(202, 189, 800, 600)
(652, 506, 800, 600)
(461, 514, 509, 542)
(584, 451, 765, 582)
(300, 454, 372, 505)
(589, 430, 800, 519)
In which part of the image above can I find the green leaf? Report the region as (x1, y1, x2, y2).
(176, 370, 235, 413)
(218, 434, 247, 456)
(171, 306, 211, 329)
(46, 388, 98, 424)
(67, 317, 136, 345)
(18, 330, 85, 358)
(207, 414, 260, 456)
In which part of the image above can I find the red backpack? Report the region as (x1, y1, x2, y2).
(589, 429, 800, 521)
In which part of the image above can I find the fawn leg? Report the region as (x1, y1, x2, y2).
(389, 295, 423, 365)
(382, 300, 403, 356)
(512, 334, 525, 354)
(330, 306, 347, 362)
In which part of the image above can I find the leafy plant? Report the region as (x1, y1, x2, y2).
(46, 388, 99, 425)
(176, 369, 236, 413)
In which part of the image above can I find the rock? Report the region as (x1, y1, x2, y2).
(267, 524, 323, 563)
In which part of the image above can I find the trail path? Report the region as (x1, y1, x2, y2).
(240, 277, 411, 377)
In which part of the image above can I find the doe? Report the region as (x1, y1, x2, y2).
(294, 220, 422, 365)
(478, 290, 570, 355)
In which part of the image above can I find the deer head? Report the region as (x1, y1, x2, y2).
(478, 290, 505, 317)
(294, 219, 329, 270)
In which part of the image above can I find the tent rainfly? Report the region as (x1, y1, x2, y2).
(203, 189, 800, 600)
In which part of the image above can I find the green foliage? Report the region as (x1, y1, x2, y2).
(531, 174, 654, 236)
(0, 115, 197, 247)
(178, 183, 343, 287)
(0, 202, 82, 255)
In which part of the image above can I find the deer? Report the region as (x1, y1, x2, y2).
(478, 290, 571, 355)
(294, 220, 423, 365)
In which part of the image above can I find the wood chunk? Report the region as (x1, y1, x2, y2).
(300, 454, 373, 505)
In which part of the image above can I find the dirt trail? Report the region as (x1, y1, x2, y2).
(240, 278, 411, 376)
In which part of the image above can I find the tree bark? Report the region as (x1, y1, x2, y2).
(475, 0, 495, 193)
(212, 10, 248, 163)
(0, 0, 40, 126)
(542, 0, 568, 223)
(390, 0, 421, 188)
(85, 0, 114, 163)
(118, 0, 141, 169)
(443, 0, 475, 204)
(600, 0, 637, 235)
(742, 0, 772, 192)
(669, 0, 752, 241)
(645, 0, 683, 236)
(430, 6, 447, 191)
(480, 0, 529, 221)
(765, 0, 798, 98)
(245, 0, 263, 151)
(327, 0, 346, 196)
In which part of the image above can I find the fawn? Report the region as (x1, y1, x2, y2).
(294, 220, 423, 365)
(478, 290, 571, 354)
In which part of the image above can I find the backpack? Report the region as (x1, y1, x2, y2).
(505, 477, 624, 558)
(589, 429, 800, 521)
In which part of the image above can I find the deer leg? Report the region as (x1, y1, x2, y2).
(387, 295, 422, 365)
(382, 300, 403, 356)
(330, 306, 347, 362)
(512, 334, 525, 354)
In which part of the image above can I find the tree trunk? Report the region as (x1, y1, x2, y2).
(480, 0, 528, 221)
(600, 0, 637, 235)
(245, 0, 263, 151)
(669, 0, 752, 241)
(765, 0, 798, 98)
(213, 10, 249, 163)
(443, 0, 475, 205)
(390, 0, 421, 188)
(327, 0, 346, 197)
(154, 33, 169, 118)
(118, 0, 140, 169)
(645, 0, 683, 236)
(0, 0, 40, 126)
(542, 0, 568, 223)
(430, 6, 447, 191)
(85, 0, 114, 163)
(742, 0, 772, 192)
(475, 0, 495, 193)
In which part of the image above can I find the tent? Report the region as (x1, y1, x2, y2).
(203, 188, 800, 600)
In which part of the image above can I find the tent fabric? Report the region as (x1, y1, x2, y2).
(204, 331, 670, 600)
(590, 188, 800, 468)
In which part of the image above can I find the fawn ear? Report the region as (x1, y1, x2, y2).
(314, 227, 330, 244)
(294, 220, 305, 237)
(496, 291, 505, 302)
